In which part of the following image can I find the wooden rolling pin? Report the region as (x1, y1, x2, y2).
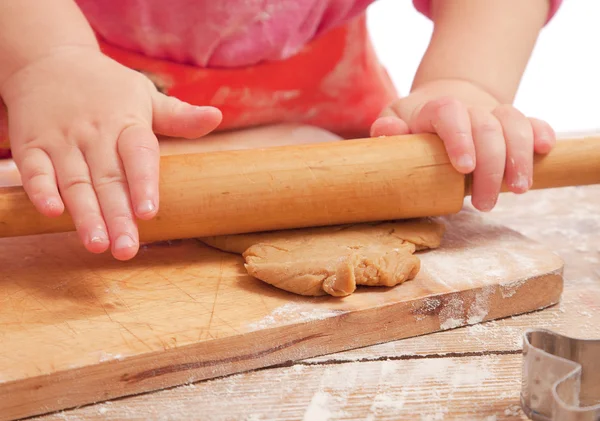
(0, 133, 599, 242)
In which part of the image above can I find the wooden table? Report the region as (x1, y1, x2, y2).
(18, 184, 599, 421)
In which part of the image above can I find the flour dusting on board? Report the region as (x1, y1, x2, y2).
(437, 284, 496, 330)
(413, 298, 442, 321)
(248, 303, 344, 331)
(96, 351, 124, 363)
(500, 279, 527, 298)
(421, 211, 552, 290)
(438, 296, 465, 330)
(467, 285, 495, 325)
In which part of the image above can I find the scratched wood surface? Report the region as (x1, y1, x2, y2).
(34, 355, 529, 421)
(28, 185, 600, 421)
(0, 197, 564, 420)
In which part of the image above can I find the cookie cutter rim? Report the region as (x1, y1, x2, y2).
(520, 328, 600, 421)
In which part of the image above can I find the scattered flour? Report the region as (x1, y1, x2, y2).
(499, 279, 527, 298)
(504, 404, 522, 416)
(301, 365, 357, 421)
(420, 412, 447, 421)
(370, 394, 405, 411)
(440, 317, 463, 330)
(465, 320, 523, 348)
(419, 211, 556, 306)
(439, 297, 465, 330)
(467, 285, 495, 325)
(422, 243, 540, 291)
(247, 303, 343, 331)
(413, 298, 442, 321)
(380, 360, 398, 377)
(96, 351, 124, 363)
(449, 359, 494, 388)
(436, 285, 495, 330)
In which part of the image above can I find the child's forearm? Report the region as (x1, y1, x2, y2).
(412, 0, 550, 104)
(0, 0, 98, 90)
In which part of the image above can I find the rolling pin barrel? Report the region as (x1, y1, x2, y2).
(0, 133, 599, 242)
(465, 134, 600, 195)
(0, 134, 464, 242)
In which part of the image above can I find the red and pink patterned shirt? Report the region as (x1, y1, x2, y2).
(75, 0, 562, 68)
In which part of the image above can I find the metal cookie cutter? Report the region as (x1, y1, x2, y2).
(520, 328, 600, 420)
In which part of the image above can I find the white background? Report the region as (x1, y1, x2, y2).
(367, 0, 600, 134)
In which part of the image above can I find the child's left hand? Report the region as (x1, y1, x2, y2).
(370, 79, 556, 212)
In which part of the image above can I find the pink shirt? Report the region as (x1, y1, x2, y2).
(75, 0, 561, 68)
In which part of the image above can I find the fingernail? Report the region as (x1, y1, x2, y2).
(45, 197, 62, 212)
(456, 154, 474, 171)
(479, 198, 496, 212)
(513, 174, 529, 192)
(136, 200, 156, 215)
(115, 235, 136, 250)
(89, 230, 108, 244)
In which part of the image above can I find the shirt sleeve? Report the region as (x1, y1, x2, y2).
(412, 0, 563, 25)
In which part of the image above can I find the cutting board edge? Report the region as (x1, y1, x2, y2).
(0, 266, 564, 421)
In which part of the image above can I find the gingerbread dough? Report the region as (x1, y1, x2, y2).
(199, 219, 445, 297)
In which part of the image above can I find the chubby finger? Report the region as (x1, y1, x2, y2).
(14, 146, 64, 217)
(152, 92, 222, 139)
(84, 138, 139, 261)
(469, 108, 506, 212)
(493, 105, 534, 194)
(529, 117, 556, 154)
(50, 145, 109, 254)
(370, 116, 410, 137)
(117, 124, 160, 220)
(411, 97, 476, 173)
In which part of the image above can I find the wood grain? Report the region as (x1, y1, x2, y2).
(26, 186, 600, 421)
(305, 283, 600, 363)
(0, 134, 466, 241)
(32, 355, 530, 421)
(0, 210, 563, 421)
(2, 133, 600, 242)
(30, 277, 600, 421)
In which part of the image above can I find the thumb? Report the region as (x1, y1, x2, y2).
(529, 117, 556, 155)
(152, 92, 222, 139)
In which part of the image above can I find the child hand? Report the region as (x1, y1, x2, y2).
(1, 46, 222, 260)
(370, 80, 556, 212)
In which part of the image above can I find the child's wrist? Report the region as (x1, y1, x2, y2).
(411, 78, 501, 107)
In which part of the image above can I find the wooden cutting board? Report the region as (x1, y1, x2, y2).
(0, 209, 563, 421)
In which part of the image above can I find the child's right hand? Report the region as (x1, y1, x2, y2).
(0, 46, 222, 260)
